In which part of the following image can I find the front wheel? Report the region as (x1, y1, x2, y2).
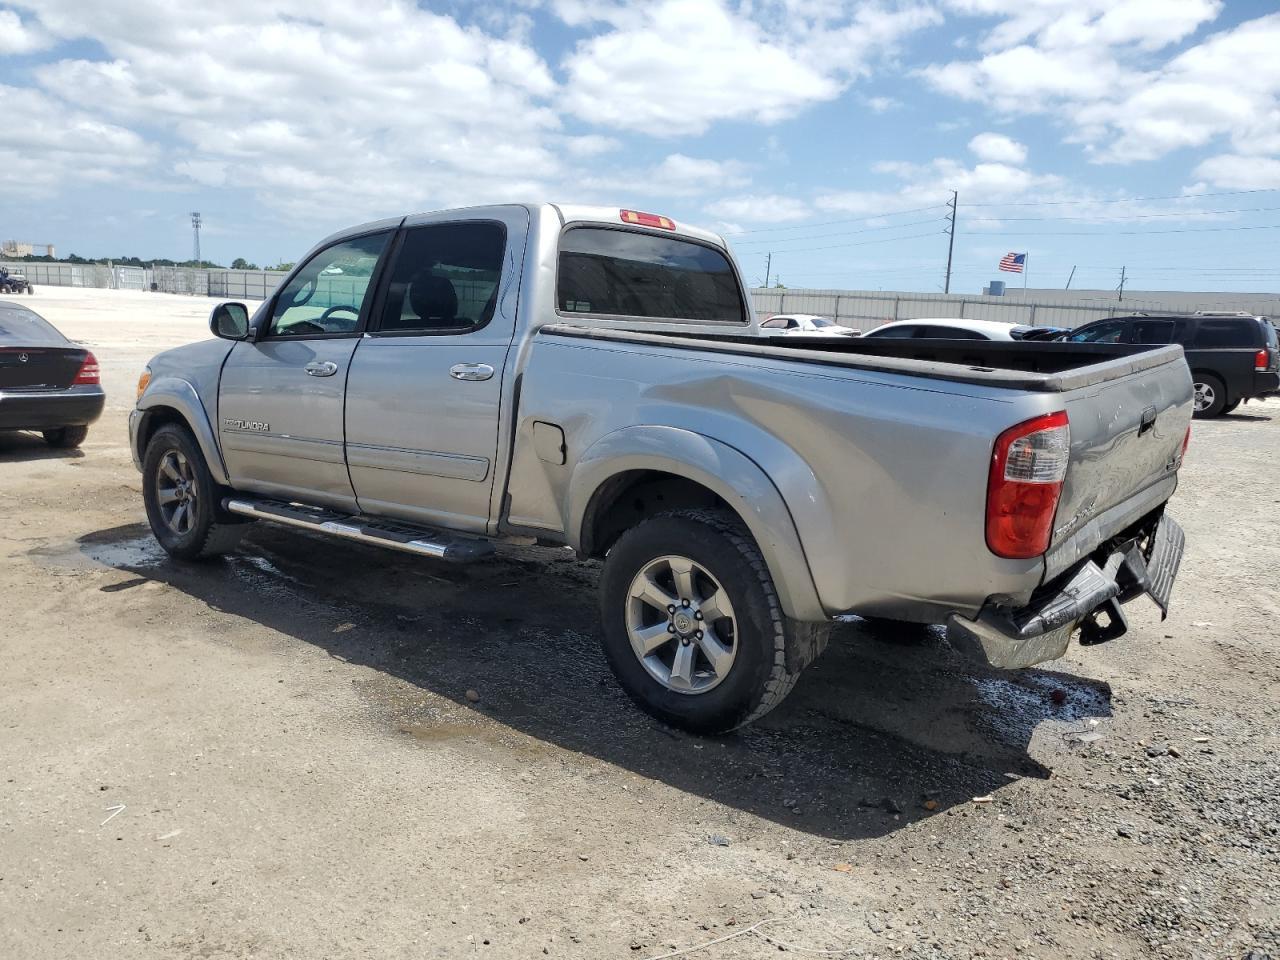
(1192, 373, 1227, 418)
(142, 424, 245, 559)
(599, 509, 827, 734)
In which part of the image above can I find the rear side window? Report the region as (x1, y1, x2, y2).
(558, 227, 745, 324)
(1265, 320, 1278, 348)
(1129, 320, 1176, 344)
(1068, 320, 1128, 343)
(913, 325, 987, 340)
(375, 221, 506, 335)
(1189, 319, 1257, 348)
(867, 325, 917, 338)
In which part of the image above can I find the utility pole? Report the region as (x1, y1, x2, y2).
(763, 252, 772, 289)
(1117, 266, 1127, 302)
(943, 190, 957, 294)
(191, 212, 202, 266)
(1065, 265, 1076, 289)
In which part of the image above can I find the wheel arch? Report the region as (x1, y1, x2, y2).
(135, 378, 229, 485)
(569, 425, 825, 621)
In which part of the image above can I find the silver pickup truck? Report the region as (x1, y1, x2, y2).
(130, 203, 1192, 733)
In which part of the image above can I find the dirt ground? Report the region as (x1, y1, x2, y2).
(1, 288, 1277, 960)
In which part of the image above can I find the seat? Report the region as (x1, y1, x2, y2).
(408, 273, 459, 327)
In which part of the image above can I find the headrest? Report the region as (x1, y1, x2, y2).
(408, 273, 457, 322)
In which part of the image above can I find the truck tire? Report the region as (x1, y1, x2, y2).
(142, 423, 245, 560)
(1191, 373, 1227, 418)
(42, 425, 89, 448)
(1221, 400, 1241, 414)
(599, 508, 827, 734)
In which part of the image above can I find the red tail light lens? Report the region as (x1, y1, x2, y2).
(620, 209, 675, 230)
(1180, 424, 1191, 463)
(986, 410, 1070, 559)
(1255, 349, 1270, 372)
(73, 351, 100, 385)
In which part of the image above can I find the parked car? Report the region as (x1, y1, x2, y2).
(131, 203, 1191, 733)
(865, 319, 1070, 341)
(1061, 312, 1279, 418)
(759, 313, 859, 336)
(0, 302, 103, 447)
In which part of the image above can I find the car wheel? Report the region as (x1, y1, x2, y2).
(1221, 400, 1241, 414)
(599, 508, 828, 734)
(1192, 374, 1227, 419)
(42, 425, 89, 448)
(142, 423, 245, 560)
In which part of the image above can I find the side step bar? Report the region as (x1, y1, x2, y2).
(223, 497, 495, 563)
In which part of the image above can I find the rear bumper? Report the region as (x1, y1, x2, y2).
(1253, 371, 1280, 398)
(947, 511, 1184, 669)
(0, 386, 105, 431)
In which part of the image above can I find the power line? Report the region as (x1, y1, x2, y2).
(960, 187, 1280, 208)
(960, 223, 1280, 237)
(967, 205, 1280, 223)
(760, 229, 945, 255)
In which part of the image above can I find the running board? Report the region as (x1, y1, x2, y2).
(223, 497, 495, 563)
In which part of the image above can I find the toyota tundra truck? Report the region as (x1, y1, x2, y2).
(130, 203, 1192, 733)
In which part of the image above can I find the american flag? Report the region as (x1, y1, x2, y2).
(998, 252, 1026, 273)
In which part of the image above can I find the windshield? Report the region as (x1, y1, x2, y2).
(0, 305, 67, 345)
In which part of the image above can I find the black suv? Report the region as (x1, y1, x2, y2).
(1063, 313, 1279, 418)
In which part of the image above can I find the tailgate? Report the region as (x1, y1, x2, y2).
(0, 346, 86, 391)
(1050, 354, 1191, 557)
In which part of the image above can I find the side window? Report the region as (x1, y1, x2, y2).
(558, 227, 745, 324)
(1189, 320, 1257, 348)
(914, 326, 986, 340)
(375, 221, 507, 334)
(1068, 320, 1127, 343)
(268, 232, 391, 338)
(1128, 320, 1175, 344)
(760, 317, 788, 329)
(869, 325, 917, 338)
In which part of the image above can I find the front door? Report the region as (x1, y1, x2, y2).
(343, 209, 527, 532)
(219, 230, 393, 510)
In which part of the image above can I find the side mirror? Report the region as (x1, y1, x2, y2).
(210, 302, 250, 340)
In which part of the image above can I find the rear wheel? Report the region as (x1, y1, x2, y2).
(1192, 373, 1227, 419)
(142, 424, 245, 559)
(599, 508, 828, 734)
(42, 425, 88, 448)
(1221, 400, 1241, 414)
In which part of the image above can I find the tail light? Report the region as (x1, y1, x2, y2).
(1255, 348, 1271, 372)
(620, 209, 675, 230)
(986, 411, 1070, 559)
(1180, 424, 1191, 464)
(73, 351, 100, 385)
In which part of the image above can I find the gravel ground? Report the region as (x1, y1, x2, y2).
(1, 288, 1277, 960)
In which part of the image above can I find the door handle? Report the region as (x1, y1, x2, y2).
(304, 361, 339, 377)
(450, 363, 495, 382)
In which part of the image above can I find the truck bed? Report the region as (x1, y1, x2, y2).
(540, 323, 1184, 393)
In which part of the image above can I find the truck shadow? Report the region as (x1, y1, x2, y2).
(0, 431, 86, 462)
(76, 521, 1114, 842)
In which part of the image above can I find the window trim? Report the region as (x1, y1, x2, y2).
(554, 223, 750, 327)
(261, 228, 395, 342)
(364, 219, 509, 339)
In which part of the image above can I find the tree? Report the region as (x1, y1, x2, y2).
(231, 257, 260, 270)
(773, 278, 786, 289)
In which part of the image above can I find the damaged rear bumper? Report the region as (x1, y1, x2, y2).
(947, 512, 1185, 670)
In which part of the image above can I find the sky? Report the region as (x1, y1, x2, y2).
(2, 0, 1279, 294)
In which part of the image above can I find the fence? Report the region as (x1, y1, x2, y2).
(750, 287, 1280, 330)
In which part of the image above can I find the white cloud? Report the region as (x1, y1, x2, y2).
(0, 8, 50, 53)
(968, 132, 1027, 164)
(581, 153, 750, 197)
(865, 96, 900, 113)
(565, 134, 622, 157)
(558, 0, 939, 135)
(1193, 154, 1280, 190)
(705, 193, 811, 223)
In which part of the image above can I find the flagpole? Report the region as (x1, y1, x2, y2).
(1024, 252, 1028, 290)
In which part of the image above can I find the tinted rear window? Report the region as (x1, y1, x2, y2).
(1189, 319, 1258, 348)
(0, 306, 67, 345)
(558, 228, 745, 324)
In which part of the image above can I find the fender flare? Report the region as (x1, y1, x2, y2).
(136, 378, 229, 485)
(568, 425, 826, 621)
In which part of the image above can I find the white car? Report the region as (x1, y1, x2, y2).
(863, 318, 1037, 340)
(759, 314, 859, 337)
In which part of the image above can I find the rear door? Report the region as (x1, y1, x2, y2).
(343, 207, 528, 533)
(219, 230, 393, 510)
